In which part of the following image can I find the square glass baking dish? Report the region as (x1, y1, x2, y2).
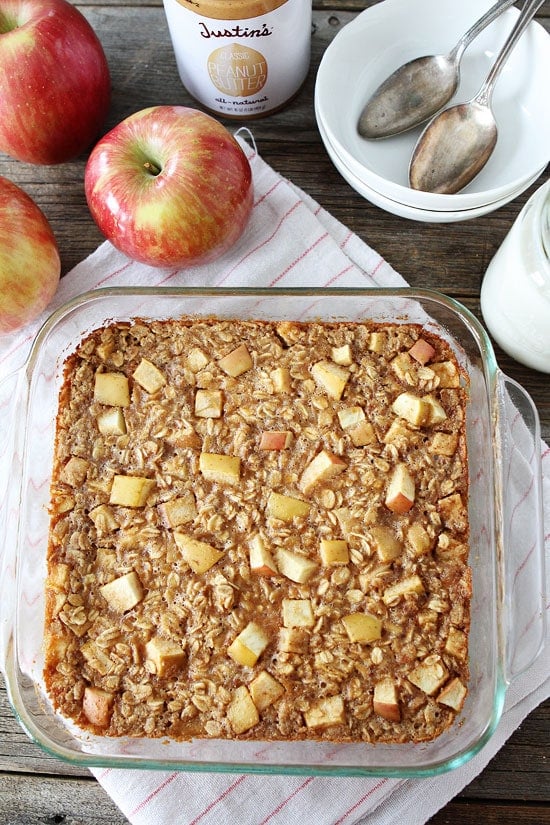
(0, 286, 545, 777)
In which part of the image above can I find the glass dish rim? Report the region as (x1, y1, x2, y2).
(26, 285, 499, 381)
(6, 285, 513, 778)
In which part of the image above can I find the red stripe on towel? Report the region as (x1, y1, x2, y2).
(188, 775, 247, 825)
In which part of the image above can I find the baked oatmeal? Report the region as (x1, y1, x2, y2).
(44, 317, 471, 743)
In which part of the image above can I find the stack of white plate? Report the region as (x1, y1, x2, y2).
(314, 0, 550, 223)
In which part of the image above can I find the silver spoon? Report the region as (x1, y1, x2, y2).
(409, 0, 544, 194)
(357, 0, 517, 139)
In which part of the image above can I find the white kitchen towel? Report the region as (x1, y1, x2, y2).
(0, 135, 548, 825)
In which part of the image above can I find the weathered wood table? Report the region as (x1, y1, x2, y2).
(1, 1, 548, 823)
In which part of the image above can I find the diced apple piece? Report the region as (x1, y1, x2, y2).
(373, 677, 401, 722)
(436, 534, 469, 562)
(94, 372, 130, 407)
(266, 492, 311, 521)
(279, 626, 309, 653)
(431, 360, 460, 388)
(258, 430, 292, 450)
(199, 452, 241, 486)
(428, 432, 458, 456)
(60, 456, 89, 487)
(226, 639, 256, 667)
(437, 677, 467, 711)
(406, 522, 433, 557)
(333, 507, 354, 535)
(385, 463, 415, 513)
(445, 627, 468, 661)
(338, 407, 377, 445)
(390, 352, 416, 382)
(82, 686, 114, 727)
(331, 344, 353, 366)
(49, 562, 70, 590)
(194, 389, 223, 418)
(349, 421, 377, 447)
(167, 426, 202, 449)
(227, 621, 269, 667)
(342, 612, 382, 644)
(409, 338, 436, 365)
(422, 394, 447, 425)
(438, 492, 468, 533)
(304, 695, 345, 729)
(408, 658, 449, 696)
(109, 475, 155, 507)
(52, 490, 75, 514)
(145, 637, 186, 677)
(236, 623, 270, 658)
(227, 685, 260, 734)
(47, 635, 70, 663)
(392, 392, 430, 426)
(173, 533, 224, 573)
(249, 670, 284, 711)
(385, 425, 410, 454)
(218, 343, 253, 377)
(311, 360, 350, 400)
(158, 492, 197, 528)
(132, 358, 166, 394)
(368, 331, 386, 353)
(97, 408, 126, 436)
(337, 406, 365, 431)
(276, 321, 301, 345)
(320, 539, 349, 565)
(99, 571, 144, 613)
(96, 340, 114, 362)
(338, 407, 376, 447)
(249, 535, 278, 576)
(299, 449, 346, 495)
(187, 347, 209, 373)
(282, 598, 315, 627)
(369, 526, 402, 562)
(88, 504, 119, 535)
(270, 366, 291, 393)
(275, 548, 317, 584)
(383, 574, 424, 604)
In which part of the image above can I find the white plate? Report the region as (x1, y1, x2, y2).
(315, 0, 550, 211)
(317, 115, 545, 223)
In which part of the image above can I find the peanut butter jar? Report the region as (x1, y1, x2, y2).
(163, 0, 312, 118)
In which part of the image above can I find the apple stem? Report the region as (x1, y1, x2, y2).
(143, 161, 161, 177)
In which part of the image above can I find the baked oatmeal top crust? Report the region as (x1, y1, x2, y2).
(44, 317, 471, 744)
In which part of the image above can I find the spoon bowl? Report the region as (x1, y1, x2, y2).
(409, 102, 498, 194)
(358, 0, 516, 139)
(357, 54, 460, 139)
(409, 0, 546, 194)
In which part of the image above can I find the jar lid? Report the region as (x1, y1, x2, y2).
(174, 0, 289, 21)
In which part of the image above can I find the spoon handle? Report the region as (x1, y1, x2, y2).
(452, 0, 518, 62)
(477, 0, 545, 105)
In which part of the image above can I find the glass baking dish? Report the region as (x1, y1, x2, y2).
(0, 286, 545, 777)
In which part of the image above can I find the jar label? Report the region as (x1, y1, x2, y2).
(163, 0, 311, 117)
(208, 44, 268, 98)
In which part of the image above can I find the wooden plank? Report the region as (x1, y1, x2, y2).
(1, 772, 550, 825)
(71, 0, 550, 14)
(0, 773, 128, 825)
(428, 800, 550, 825)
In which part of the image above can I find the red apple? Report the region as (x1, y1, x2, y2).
(0, 0, 110, 165)
(84, 106, 254, 269)
(0, 176, 61, 334)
